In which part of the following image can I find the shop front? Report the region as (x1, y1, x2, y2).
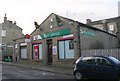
(13, 13, 119, 67)
(20, 42, 27, 59)
(32, 43, 42, 60)
(32, 28, 76, 66)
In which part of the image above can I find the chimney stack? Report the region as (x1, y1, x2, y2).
(4, 13, 7, 22)
(86, 19, 92, 26)
(14, 21, 16, 25)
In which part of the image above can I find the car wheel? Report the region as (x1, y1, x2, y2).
(74, 71, 83, 81)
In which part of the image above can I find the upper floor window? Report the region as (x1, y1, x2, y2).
(1, 30, 6, 37)
(109, 25, 114, 33)
(109, 25, 114, 31)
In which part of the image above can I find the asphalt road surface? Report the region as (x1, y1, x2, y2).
(0, 63, 2, 81)
(1, 63, 113, 81)
(2, 63, 75, 80)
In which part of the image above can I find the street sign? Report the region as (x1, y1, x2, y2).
(25, 34, 30, 39)
(25, 34, 31, 43)
(25, 39, 31, 43)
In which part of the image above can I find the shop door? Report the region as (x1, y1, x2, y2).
(47, 39, 52, 65)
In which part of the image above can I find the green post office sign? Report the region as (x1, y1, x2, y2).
(40, 29, 70, 39)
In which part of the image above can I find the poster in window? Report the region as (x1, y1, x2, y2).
(34, 45, 39, 60)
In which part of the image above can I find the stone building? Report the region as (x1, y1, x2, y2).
(118, 1, 120, 16)
(86, 16, 120, 47)
(0, 14, 23, 61)
(14, 13, 118, 67)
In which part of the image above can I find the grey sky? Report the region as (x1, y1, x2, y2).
(0, 0, 119, 34)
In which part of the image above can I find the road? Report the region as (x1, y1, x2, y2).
(0, 63, 2, 81)
(1, 64, 112, 81)
(2, 63, 75, 81)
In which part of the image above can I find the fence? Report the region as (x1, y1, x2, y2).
(81, 49, 120, 60)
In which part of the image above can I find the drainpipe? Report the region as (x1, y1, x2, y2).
(13, 43, 15, 62)
(116, 32, 120, 48)
(116, 19, 120, 48)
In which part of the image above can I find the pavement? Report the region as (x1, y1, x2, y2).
(2, 61, 74, 75)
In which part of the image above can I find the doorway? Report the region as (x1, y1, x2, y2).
(47, 39, 53, 65)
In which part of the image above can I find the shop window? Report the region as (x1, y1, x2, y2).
(32, 44, 42, 60)
(58, 41, 64, 59)
(58, 40, 74, 59)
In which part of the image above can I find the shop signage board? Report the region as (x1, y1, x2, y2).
(7, 45, 13, 47)
(25, 39, 31, 43)
(63, 34, 73, 38)
(33, 35, 42, 40)
(33, 29, 70, 40)
(25, 34, 31, 43)
(52, 46, 57, 55)
(80, 29, 95, 37)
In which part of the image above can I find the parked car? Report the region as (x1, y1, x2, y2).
(73, 55, 120, 81)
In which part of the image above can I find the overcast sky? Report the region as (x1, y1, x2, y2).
(0, 0, 119, 34)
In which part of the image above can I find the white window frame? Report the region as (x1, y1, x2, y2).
(1, 30, 6, 37)
(58, 40, 74, 59)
